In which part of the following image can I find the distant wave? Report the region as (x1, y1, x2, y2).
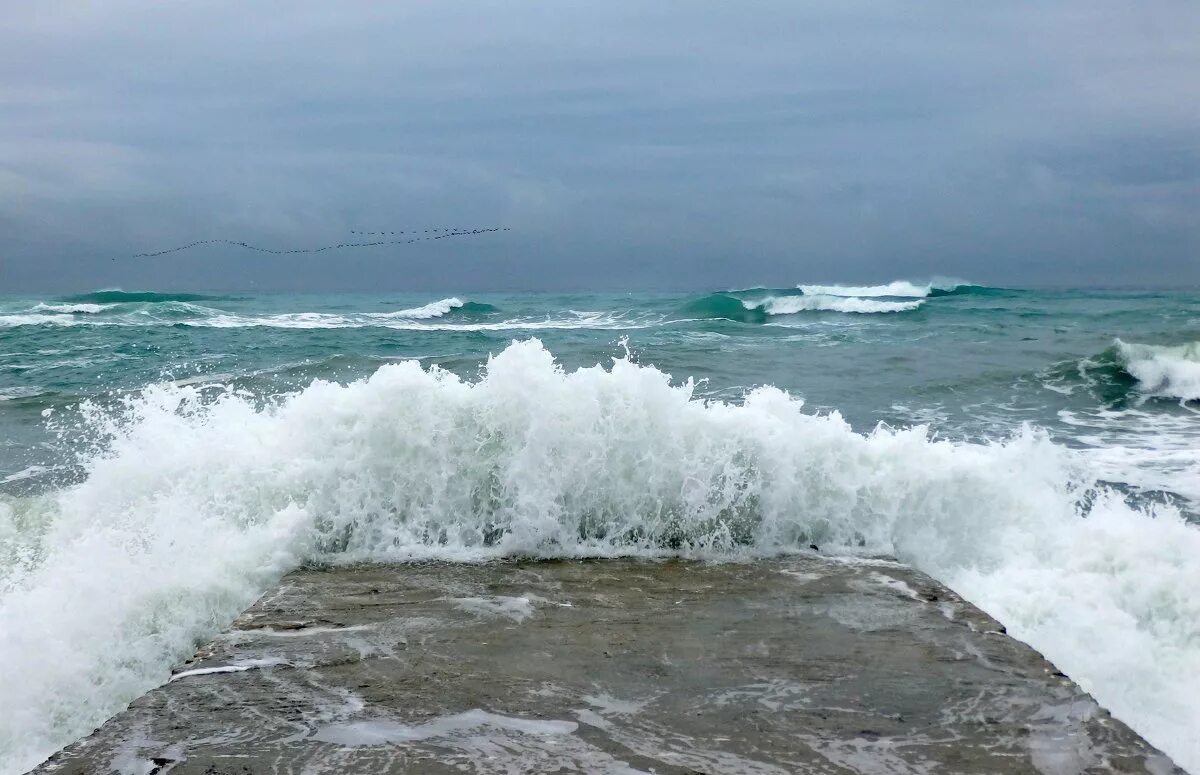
(57, 290, 223, 304)
(376, 298, 499, 320)
(29, 303, 110, 314)
(679, 280, 993, 323)
(926, 284, 1004, 298)
(1114, 339, 1200, 402)
(679, 290, 921, 321)
(192, 311, 643, 332)
(762, 295, 923, 314)
(1, 296, 499, 329)
(0, 308, 646, 332)
(797, 279, 985, 299)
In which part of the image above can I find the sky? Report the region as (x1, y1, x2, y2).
(1, 1, 1198, 292)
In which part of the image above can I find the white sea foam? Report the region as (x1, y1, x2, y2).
(754, 295, 923, 315)
(0, 340, 1197, 772)
(1115, 339, 1200, 402)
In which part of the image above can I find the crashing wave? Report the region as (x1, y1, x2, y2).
(0, 340, 1197, 772)
(1115, 339, 1200, 402)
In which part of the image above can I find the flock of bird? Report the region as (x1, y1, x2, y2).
(127, 227, 509, 259)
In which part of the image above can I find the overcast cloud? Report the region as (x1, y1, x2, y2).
(1, 1, 1197, 292)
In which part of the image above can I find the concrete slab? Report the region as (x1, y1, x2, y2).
(31, 557, 1181, 774)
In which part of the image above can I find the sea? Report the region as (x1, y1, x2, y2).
(1, 281, 1198, 773)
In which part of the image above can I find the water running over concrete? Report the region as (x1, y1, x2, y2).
(32, 557, 1180, 774)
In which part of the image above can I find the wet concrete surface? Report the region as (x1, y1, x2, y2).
(32, 556, 1181, 774)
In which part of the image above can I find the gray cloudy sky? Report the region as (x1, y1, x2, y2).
(1, 1, 1198, 292)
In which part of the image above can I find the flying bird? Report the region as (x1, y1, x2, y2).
(126, 227, 507, 259)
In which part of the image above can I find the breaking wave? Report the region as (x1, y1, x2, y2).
(379, 298, 499, 319)
(797, 280, 990, 298)
(762, 295, 923, 314)
(1115, 339, 1200, 402)
(0, 298, 517, 331)
(0, 340, 1197, 772)
(679, 290, 922, 320)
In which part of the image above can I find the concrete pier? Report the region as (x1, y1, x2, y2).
(32, 557, 1180, 774)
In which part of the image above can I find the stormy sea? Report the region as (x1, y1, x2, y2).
(1, 281, 1197, 773)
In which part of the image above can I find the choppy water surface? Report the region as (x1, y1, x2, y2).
(1, 282, 1198, 773)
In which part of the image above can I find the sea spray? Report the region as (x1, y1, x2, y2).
(0, 339, 1198, 772)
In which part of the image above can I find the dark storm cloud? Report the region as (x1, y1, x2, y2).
(0, 1, 1197, 291)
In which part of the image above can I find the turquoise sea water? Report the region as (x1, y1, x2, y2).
(1, 282, 1199, 772)
(2, 285, 1198, 491)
